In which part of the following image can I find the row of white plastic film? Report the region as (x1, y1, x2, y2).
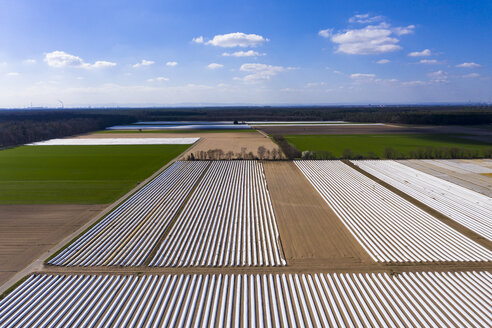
(49, 161, 209, 266)
(150, 161, 286, 267)
(352, 160, 492, 241)
(295, 160, 492, 262)
(1, 271, 491, 327)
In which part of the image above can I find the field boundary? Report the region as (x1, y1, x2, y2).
(343, 160, 492, 251)
(142, 161, 212, 266)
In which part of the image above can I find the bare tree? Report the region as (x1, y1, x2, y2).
(226, 150, 234, 160)
(257, 146, 266, 160)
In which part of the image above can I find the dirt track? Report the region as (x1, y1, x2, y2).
(0, 204, 106, 286)
(263, 162, 373, 267)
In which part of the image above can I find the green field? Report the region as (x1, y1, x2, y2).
(285, 134, 492, 158)
(0, 145, 189, 204)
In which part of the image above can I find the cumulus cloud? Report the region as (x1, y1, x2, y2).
(348, 14, 384, 24)
(200, 32, 268, 47)
(428, 70, 448, 83)
(419, 59, 439, 64)
(320, 20, 414, 55)
(456, 62, 481, 68)
(222, 50, 265, 57)
(462, 73, 480, 78)
(44, 51, 116, 69)
(166, 61, 178, 67)
(6, 72, 19, 76)
(192, 36, 204, 44)
(133, 59, 154, 68)
(237, 63, 286, 82)
(23, 59, 36, 64)
(350, 73, 376, 79)
(377, 59, 390, 64)
(408, 49, 431, 57)
(147, 77, 169, 82)
(207, 63, 224, 69)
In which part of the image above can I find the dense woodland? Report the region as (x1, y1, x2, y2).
(0, 105, 491, 148)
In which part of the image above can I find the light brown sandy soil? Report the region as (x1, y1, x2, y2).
(0, 204, 106, 286)
(398, 159, 492, 197)
(180, 131, 280, 159)
(263, 161, 374, 268)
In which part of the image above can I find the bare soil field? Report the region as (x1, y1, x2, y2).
(263, 161, 373, 268)
(0, 204, 106, 286)
(399, 159, 492, 197)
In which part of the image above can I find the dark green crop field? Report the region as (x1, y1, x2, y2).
(285, 134, 492, 158)
(0, 145, 189, 204)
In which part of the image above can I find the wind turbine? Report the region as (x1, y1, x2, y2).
(57, 99, 64, 109)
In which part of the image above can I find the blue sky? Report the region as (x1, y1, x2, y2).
(0, 0, 491, 107)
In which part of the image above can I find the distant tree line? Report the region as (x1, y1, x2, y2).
(0, 111, 134, 148)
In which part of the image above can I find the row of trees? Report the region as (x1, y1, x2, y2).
(186, 146, 284, 160)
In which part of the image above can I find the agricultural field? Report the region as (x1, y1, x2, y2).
(296, 160, 492, 262)
(400, 159, 492, 197)
(1, 272, 491, 327)
(285, 134, 492, 158)
(0, 145, 189, 204)
(353, 160, 492, 241)
(151, 161, 285, 267)
(49, 161, 208, 266)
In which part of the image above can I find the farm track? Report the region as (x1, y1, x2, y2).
(352, 160, 492, 243)
(1, 272, 491, 327)
(296, 160, 492, 262)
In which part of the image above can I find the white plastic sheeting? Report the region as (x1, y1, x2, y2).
(1, 272, 491, 327)
(27, 138, 199, 145)
(295, 160, 492, 262)
(49, 161, 209, 266)
(353, 160, 492, 241)
(151, 161, 286, 267)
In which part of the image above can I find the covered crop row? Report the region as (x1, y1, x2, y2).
(151, 161, 286, 267)
(295, 160, 492, 262)
(352, 160, 492, 241)
(1, 271, 491, 327)
(49, 161, 209, 266)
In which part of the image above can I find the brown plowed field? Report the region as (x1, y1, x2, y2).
(0, 204, 106, 286)
(263, 161, 373, 267)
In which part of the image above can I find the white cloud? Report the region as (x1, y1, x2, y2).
(92, 61, 117, 68)
(377, 59, 390, 64)
(350, 73, 376, 79)
(419, 59, 439, 64)
(207, 63, 224, 69)
(192, 36, 204, 44)
(6, 72, 19, 76)
(23, 59, 36, 64)
(428, 70, 448, 83)
(166, 61, 178, 67)
(148, 77, 169, 82)
(348, 14, 384, 24)
(133, 59, 154, 68)
(462, 73, 480, 78)
(318, 29, 333, 38)
(305, 82, 327, 87)
(204, 32, 268, 47)
(408, 49, 431, 57)
(237, 63, 286, 82)
(222, 50, 265, 57)
(456, 62, 481, 68)
(323, 21, 414, 55)
(44, 51, 116, 69)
